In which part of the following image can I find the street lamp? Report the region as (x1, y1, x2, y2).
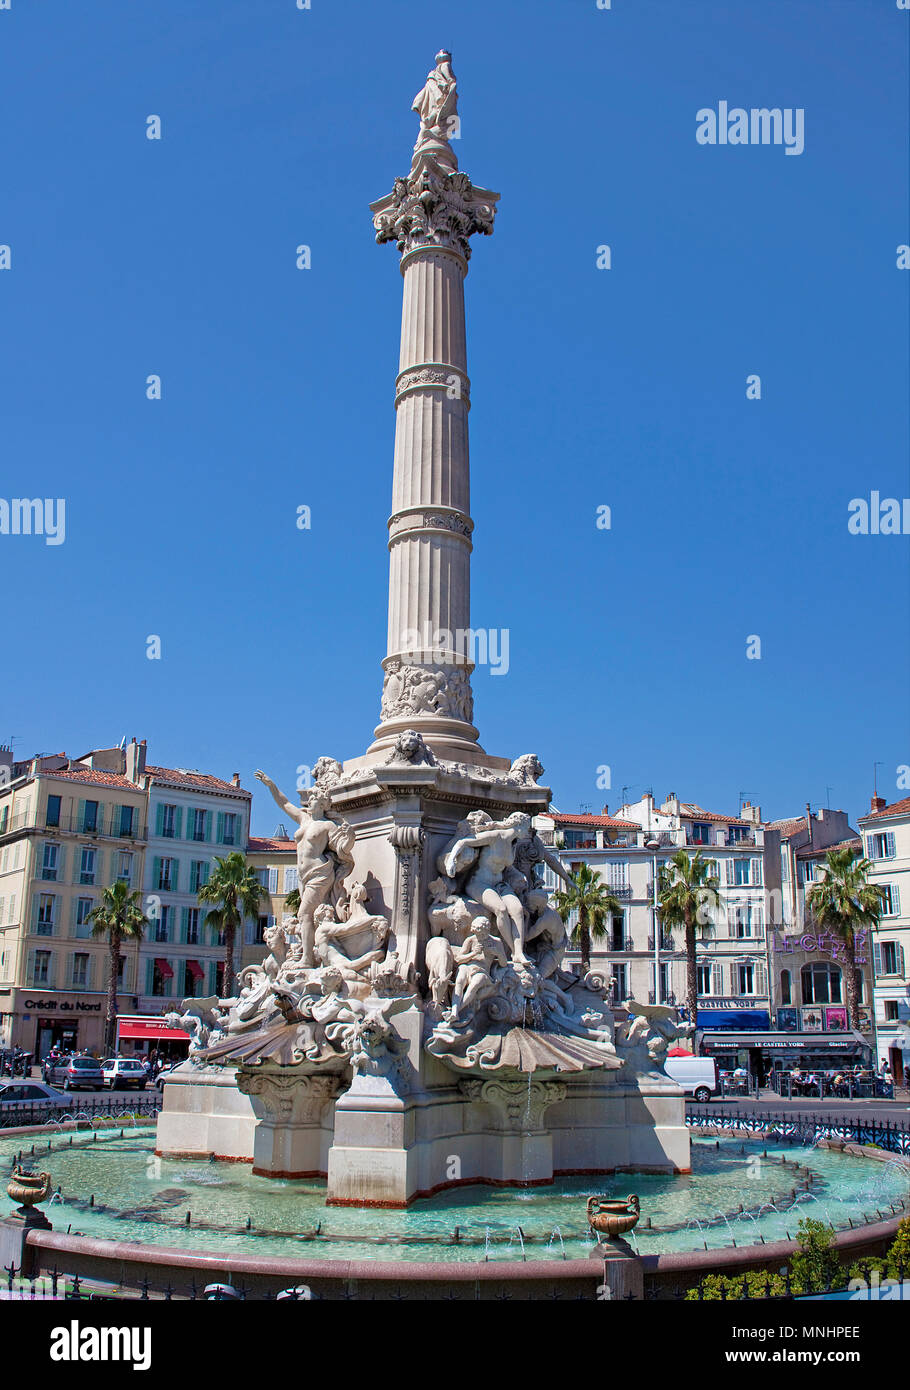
(646, 838, 661, 1005)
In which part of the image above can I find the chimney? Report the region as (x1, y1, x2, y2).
(125, 738, 147, 784)
(231, 773, 241, 788)
(870, 794, 887, 813)
(806, 802, 813, 846)
(602, 804, 609, 816)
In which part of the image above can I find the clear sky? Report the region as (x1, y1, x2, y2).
(1, 0, 907, 836)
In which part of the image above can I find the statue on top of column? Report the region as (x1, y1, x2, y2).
(412, 50, 458, 157)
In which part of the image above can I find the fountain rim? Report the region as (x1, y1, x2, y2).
(3, 1117, 907, 1288)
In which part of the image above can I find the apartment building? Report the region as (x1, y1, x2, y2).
(767, 807, 874, 1046)
(244, 830, 298, 971)
(0, 738, 252, 1057)
(858, 794, 910, 1076)
(139, 753, 252, 1009)
(0, 744, 148, 1056)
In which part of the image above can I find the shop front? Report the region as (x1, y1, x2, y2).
(701, 1029, 874, 1087)
(7, 988, 107, 1059)
(115, 1014, 190, 1064)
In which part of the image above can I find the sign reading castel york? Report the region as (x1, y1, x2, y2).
(23, 998, 103, 1013)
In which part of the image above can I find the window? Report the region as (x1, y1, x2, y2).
(220, 813, 237, 846)
(780, 969, 792, 1005)
(33, 950, 51, 985)
(731, 904, 753, 938)
(801, 961, 842, 1004)
(160, 804, 177, 838)
(79, 847, 96, 885)
(36, 894, 56, 934)
(880, 942, 902, 976)
(256, 915, 268, 945)
(151, 963, 170, 997)
(41, 843, 59, 881)
(155, 905, 171, 943)
(117, 956, 126, 986)
(609, 913, 625, 951)
(867, 832, 896, 860)
(71, 953, 88, 988)
(81, 800, 99, 833)
(45, 794, 61, 828)
(186, 908, 200, 945)
(605, 861, 629, 891)
(75, 898, 93, 938)
(157, 858, 176, 892)
(696, 963, 713, 996)
(0, 805, 7, 835)
(117, 852, 133, 885)
(801, 860, 819, 884)
(884, 1000, 900, 1021)
(189, 860, 209, 893)
(190, 809, 207, 842)
(612, 963, 627, 1000)
(691, 823, 711, 844)
(283, 867, 299, 894)
(737, 962, 755, 994)
(733, 859, 752, 886)
(256, 867, 269, 889)
(118, 804, 135, 837)
(879, 885, 901, 917)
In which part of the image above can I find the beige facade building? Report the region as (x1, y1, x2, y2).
(0, 745, 148, 1057)
(858, 793, 910, 1075)
(244, 831, 298, 972)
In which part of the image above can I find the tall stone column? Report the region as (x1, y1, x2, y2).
(366, 51, 500, 765)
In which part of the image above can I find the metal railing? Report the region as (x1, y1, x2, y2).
(28, 813, 147, 841)
(685, 1105, 910, 1155)
(0, 1094, 160, 1130)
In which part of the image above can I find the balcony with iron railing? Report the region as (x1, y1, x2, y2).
(647, 933, 676, 952)
(9, 810, 147, 841)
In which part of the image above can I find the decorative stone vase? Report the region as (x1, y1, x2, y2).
(7, 1165, 51, 1214)
(586, 1194, 641, 1240)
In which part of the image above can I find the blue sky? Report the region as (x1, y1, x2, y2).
(1, 0, 907, 835)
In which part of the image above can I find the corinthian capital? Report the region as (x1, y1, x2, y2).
(371, 163, 499, 263)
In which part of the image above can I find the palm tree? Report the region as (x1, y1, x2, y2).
(657, 849, 723, 1030)
(284, 885, 300, 918)
(87, 880, 149, 1055)
(554, 863, 623, 973)
(806, 846, 884, 1031)
(197, 852, 267, 997)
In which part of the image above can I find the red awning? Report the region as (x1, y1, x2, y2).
(118, 1020, 189, 1042)
(186, 960, 204, 981)
(667, 1047, 694, 1057)
(154, 958, 174, 980)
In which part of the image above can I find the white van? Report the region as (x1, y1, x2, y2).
(663, 1054, 718, 1102)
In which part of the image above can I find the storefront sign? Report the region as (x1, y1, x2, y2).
(773, 930, 868, 963)
(24, 999, 102, 1013)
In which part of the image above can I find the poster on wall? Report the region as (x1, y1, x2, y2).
(801, 1007, 824, 1032)
(777, 1008, 799, 1032)
(824, 1006, 848, 1033)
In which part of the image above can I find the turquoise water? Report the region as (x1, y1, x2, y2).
(3, 1129, 907, 1263)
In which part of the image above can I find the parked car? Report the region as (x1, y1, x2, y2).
(42, 1051, 71, 1086)
(101, 1057, 149, 1091)
(0, 1080, 70, 1111)
(62, 1055, 104, 1091)
(663, 1054, 719, 1103)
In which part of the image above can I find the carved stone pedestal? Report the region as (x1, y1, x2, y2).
(589, 1236, 645, 1301)
(0, 1207, 52, 1281)
(237, 1067, 342, 1179)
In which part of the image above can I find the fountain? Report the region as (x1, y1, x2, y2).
(154, 50, 691, 1210)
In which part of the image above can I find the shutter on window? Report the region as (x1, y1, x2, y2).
(893, 885, 901, 915)
(752, 858, 762, 886)
(725, 858, 734, 885)
(756, 961, 767, 996)
(884, 832, 895, 857)
(170, 860, 179, 892)
(712, 962, 724, 994)
(897, 944, 905, 977)
(216, 812, 225, 844)
(77, 799, 86, 831)
(173, 806, 182, 839)
(153, 856, 161, 890)
(873, 941, 882, 975)
(269, 868, 279, 895)
(180, 907, 188, 944)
